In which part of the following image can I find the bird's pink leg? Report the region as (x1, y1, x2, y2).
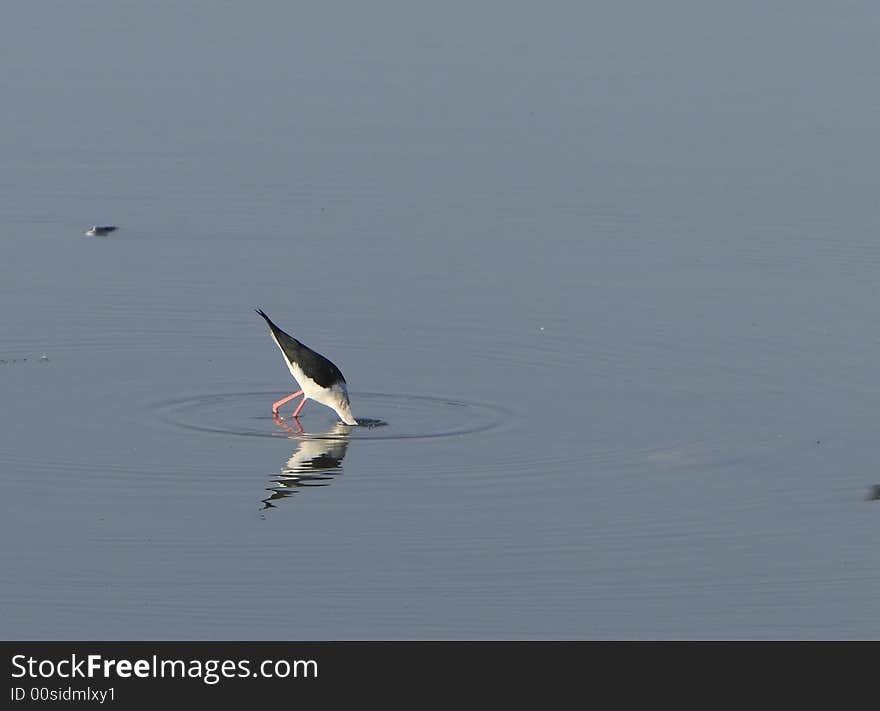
(272, 390, 303, 416)
(292, 396, 309, 418)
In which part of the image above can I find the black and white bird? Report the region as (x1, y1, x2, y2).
(256, 309, 358, 425)
(85, 225, 118, 236)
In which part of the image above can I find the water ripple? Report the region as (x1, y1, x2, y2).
(154, 391, 509, 441)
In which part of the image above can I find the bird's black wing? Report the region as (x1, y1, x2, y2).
(255, 309, 346, 388)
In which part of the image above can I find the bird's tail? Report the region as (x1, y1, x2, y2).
(255, 308, 275, 328)
(256, 308, 309, 361)
(255, 309, 286, 339)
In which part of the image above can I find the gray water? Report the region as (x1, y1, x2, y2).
(2, 1, 879, 639)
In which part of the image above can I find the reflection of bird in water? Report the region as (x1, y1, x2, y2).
(255, 309, 358, 425)
(261, 420, 352, 511)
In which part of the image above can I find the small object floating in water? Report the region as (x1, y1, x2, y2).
(85, 225, 118, 236)
(255, 308, 358, 426)
(39, 354, 49, 363)
(867, 485, 880, 501)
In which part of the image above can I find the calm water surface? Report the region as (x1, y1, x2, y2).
(1, 2, 879, 639)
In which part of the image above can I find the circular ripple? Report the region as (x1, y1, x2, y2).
(155, 391, 508, 441)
